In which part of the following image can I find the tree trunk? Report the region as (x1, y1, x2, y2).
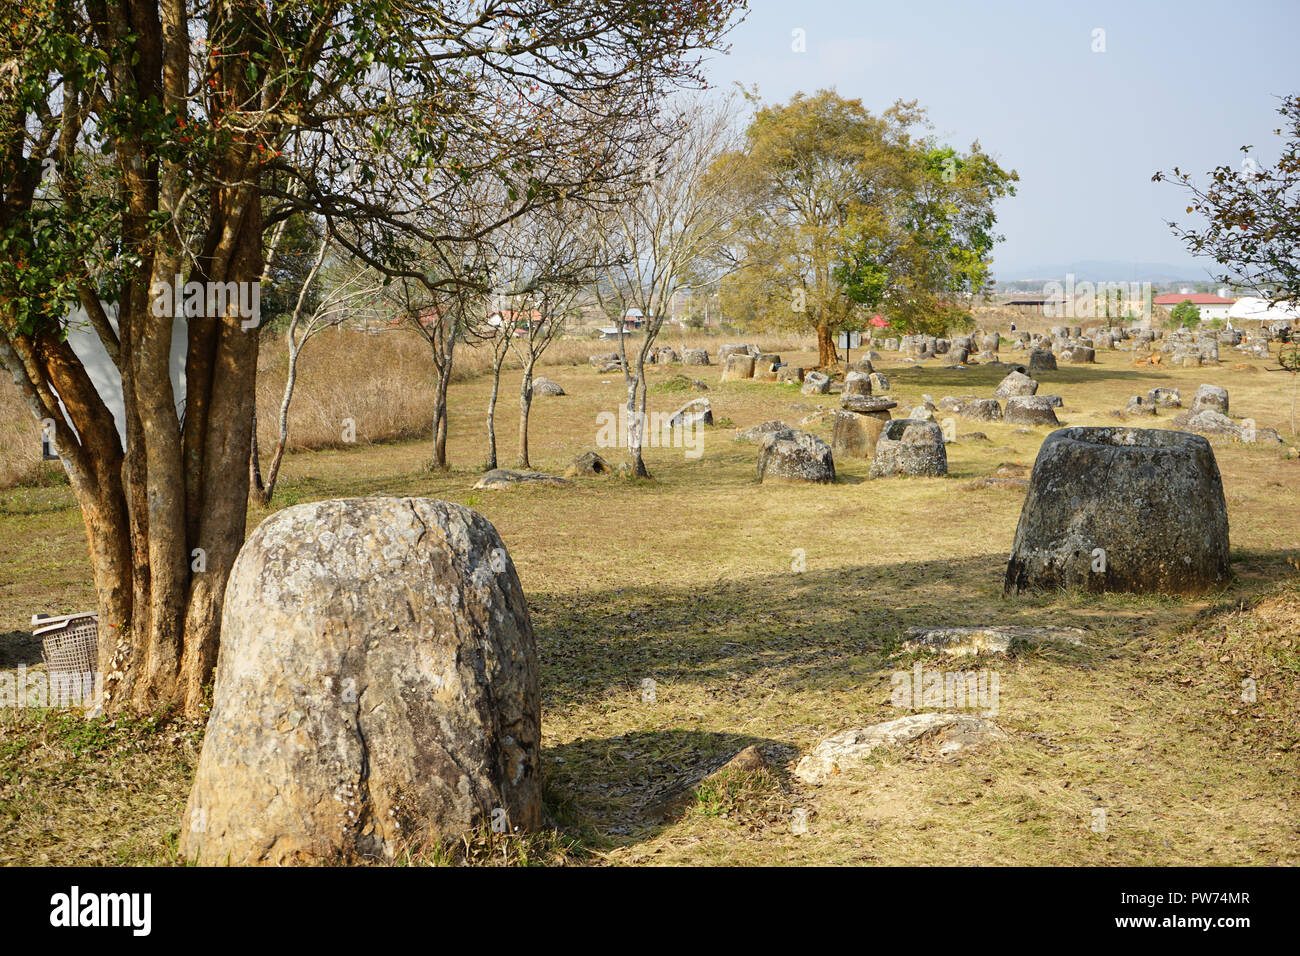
(485, 354, 504, 470)
(817, 321, 837, 367)
(518, 356, 535, 469)
(635, 360, 650, 478)
(249, 408, 264, 497)
(625, 364, 650, 479)
(252, 335, 301, 506)
(431, 370, 451, 471)
(0, 0, 277, 717)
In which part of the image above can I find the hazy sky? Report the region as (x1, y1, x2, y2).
(703, 0, 1300, 281)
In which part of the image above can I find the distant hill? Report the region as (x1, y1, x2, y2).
(994, 259, 1218, 284)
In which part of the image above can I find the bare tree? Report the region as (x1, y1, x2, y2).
(481, 306, 516, 471)
(595, 94, 746, 477)
(251, 236, 385, 503)
(388, 254, 486, 473)
(484, 201, 607, 469)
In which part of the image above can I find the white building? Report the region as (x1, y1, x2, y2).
(1153, 293, 1235, 322)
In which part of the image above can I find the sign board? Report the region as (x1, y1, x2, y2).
(836, 330, 861, 350)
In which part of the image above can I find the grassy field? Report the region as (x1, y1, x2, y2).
(2, 334, 1298, 865)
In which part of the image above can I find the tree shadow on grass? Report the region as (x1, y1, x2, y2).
(532, 545, 1298, 715)
(544, 728, 796, 846)
(532, 549, 1297, 848)
(534, 552, 1113, 717)
(0, 630, 41, 669)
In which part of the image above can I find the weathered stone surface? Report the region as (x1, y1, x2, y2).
(682, 348, 710, 366)
(800, 371, 831, 395)
(843, 371, 872, 396)
(1186, 409, 1242, 439)
(756, 428, 835, 483)
(1060, 345, 1095, 364)
(1190, 384, 1229, 417)
(1004, 396, 1060, 426)
(474, 469, 571, 490)
(794, 714, 1007, 784)
(1123, 396, 1158, 418)
(832, 410, 889, 459)
(777, 365, 806, 384)
(1004, 427, 1230, 595)
(840, 395, 897, 414)
(1028, 349, 1057, 372)
(707, 745, 770, 779)
(530, 377, 565, 397)
(565, 451, 612, 477)
(718, 343, 759, 362)
(903, 625, 1086, 657)
(589, 352, 620, 368)
(667, 397, 713, 429)
(946, 345, 969, 366)
(181, 498, 541, 865)
(753, 355, 780, 381)
(959, 398, 1003, 422)
(869, 419, 948, 478)
(869, 372, 890, 392)
(735, 420, 790, 443)
(721, 354, 756, 381)
(1147, 387, 1181, 408)
(655, 346, 680, 364)
(993, 369, 1038, 400)
(847, 358, 874, 374)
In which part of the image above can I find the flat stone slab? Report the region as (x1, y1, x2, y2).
(903, 625, 1087, 657)
(794, 713, 1007, 784)
(840, 395, 897, 414)
(473, 469, 571, 490)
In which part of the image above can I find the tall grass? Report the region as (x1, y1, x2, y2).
(0, 326, 814, 489)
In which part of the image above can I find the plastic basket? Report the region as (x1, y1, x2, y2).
(33, 612, 99, 692)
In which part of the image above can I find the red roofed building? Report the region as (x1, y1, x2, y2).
(1153, 292, 1235, 321)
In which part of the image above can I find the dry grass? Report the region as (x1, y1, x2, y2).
(0, 327, 810, 488)
(2, 338, 1299, 865)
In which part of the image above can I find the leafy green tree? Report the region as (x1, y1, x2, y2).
(0, 0, 743, 715)
(1170, 298, 1201, 328)
(716, 91, 1015, 365)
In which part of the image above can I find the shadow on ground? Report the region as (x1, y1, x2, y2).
(0, 630, 40, 669)
(544, 728, 796, 845)
(529, 551, 1199, 713)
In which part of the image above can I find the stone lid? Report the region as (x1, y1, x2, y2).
(840, 395, 897, 413)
